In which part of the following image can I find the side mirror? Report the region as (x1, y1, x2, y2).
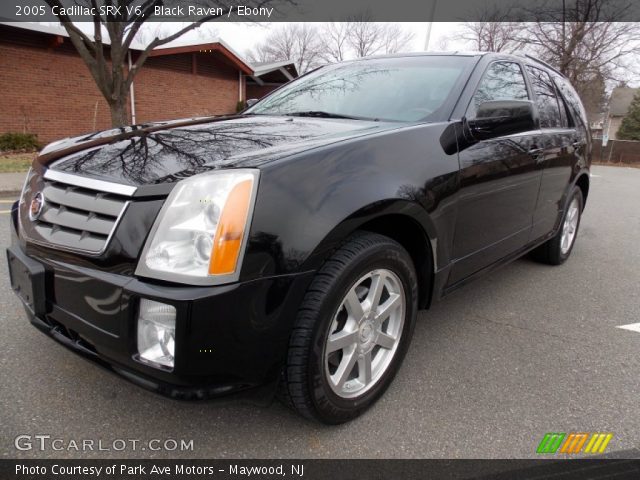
(246, 98, 259, 108)
(467, 100, 536, 140)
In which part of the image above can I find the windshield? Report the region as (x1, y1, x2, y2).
(246, 56, 473, 122)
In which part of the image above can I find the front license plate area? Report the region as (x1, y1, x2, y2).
(7, 247, 46, 316)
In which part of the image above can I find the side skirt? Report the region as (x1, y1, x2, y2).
(439, 227, 559, 299)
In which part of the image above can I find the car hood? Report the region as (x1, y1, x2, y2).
(40, 115, 399, 187)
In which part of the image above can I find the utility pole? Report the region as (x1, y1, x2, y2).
(561, 0, 566, 74)
(424, 0, 438, 50)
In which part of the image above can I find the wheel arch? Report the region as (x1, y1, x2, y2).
(358, 214, 435, 310)
(302, 200, 437, 310)
(575, 172, 590, 207)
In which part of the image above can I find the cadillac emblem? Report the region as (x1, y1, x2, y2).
(29, 191, 45, 221)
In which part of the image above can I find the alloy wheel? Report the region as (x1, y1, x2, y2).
(324, 269, 405, 399)
(560, 197, 580, 254)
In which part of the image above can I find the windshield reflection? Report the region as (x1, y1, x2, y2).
(247, 56, 472, 122)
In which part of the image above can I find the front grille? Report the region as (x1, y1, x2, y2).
(20, 169, 131, 255)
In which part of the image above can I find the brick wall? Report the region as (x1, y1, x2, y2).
(134, 52, 239, 124)
(246, 84, 279, 101)
(0, 28, 242, 144)
(0, 41, 115, 144)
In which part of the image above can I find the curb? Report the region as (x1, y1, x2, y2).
(0, 190, 21, 198)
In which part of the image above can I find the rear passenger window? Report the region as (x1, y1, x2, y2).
(552, 73, 587, 128)
(526, 66, 563, 128)
(470, 62, 529, 115)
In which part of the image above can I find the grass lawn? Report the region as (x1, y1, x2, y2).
(0, 152, 36, 173)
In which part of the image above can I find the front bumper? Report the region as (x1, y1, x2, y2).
(7, 211, 314, 400)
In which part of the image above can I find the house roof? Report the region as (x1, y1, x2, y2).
(0, 20, 150, 49)
(251, 60, 298, 76)
(247, 60, 298, 85)
(609, 87, 640, 116)
(148, 41, 253, 74)
(0, 21, 268, 76)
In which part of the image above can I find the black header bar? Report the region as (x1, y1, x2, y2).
(2, 0, 640, 22)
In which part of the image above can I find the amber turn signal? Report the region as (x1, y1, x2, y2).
(208, 179, 254, 275)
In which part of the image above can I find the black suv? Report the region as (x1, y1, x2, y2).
(8, 52, 591, 424)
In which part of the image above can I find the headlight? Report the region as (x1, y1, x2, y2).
(135, 169, 259, 285)
(18, 168, 37, 232)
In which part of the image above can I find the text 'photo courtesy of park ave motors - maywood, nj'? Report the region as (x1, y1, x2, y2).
(15, 463, 305, 477)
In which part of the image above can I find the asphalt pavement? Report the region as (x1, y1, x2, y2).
(1, 165, 639, 459)
(0, 172, 27, 196)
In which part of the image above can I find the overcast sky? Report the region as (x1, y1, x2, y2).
(144, 21, 467, 55)
(59, 21, 638, 88)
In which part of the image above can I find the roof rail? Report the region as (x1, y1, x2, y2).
(522, 54, 564, 77)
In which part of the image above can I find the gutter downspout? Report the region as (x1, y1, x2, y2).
(128, 50, 137, 125)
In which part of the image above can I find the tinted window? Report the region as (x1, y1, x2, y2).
(247, 56, 472, 122)
(470, 62, 529, 114)
(526, 66, 562, 128)
(552, 72, 587, 128)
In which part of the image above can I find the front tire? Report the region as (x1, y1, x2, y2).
(279, 232, 418, 424)
(533, 186, 584, 265)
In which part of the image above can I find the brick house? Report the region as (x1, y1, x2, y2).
(0, 22, 297, 144)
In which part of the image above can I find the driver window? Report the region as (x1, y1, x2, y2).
(469, 62, 529, 118)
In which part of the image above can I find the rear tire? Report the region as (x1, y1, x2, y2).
(532, 186, 583, 265)
(279, 231, 418, 424)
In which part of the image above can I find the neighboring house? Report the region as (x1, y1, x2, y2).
(0, 22, 297, 143)
(606, 87, 640, 140)
(246, 60, 298, 100)
(590, 117, 604, 139)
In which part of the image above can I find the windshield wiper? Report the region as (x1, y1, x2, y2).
(284, 111, 377, 121)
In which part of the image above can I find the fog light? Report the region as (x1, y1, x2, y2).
(137, 299, 176, 369)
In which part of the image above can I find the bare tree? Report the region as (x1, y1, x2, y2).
(522, 0, 640, 120)
(45, 0, 280, 127)
(317, 21, 414, 63)
(460, 22, 525, 52)
(134, 22, 219, 46)
(130, 23, 168, 46)
(578, 70, 607, 123)
(293, 24, 323, 73)
(336, 15, 416, 59)
(249, 20, 415, 71)
(318, 22, 350, 63)
(346, 15, 386, 58)
(523, 0, 640, 82)
(460, 5, 524, 52)
(246, 23, 322, 74)
(380, 23, 415, 54)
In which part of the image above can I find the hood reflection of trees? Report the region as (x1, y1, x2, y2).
(53, 121, 318, 185)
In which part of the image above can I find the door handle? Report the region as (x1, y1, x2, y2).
(572, 140, 582, 150)
(528, 147, 545, 162)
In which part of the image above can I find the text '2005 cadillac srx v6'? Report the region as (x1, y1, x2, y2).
(8, 52, 591, 424)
